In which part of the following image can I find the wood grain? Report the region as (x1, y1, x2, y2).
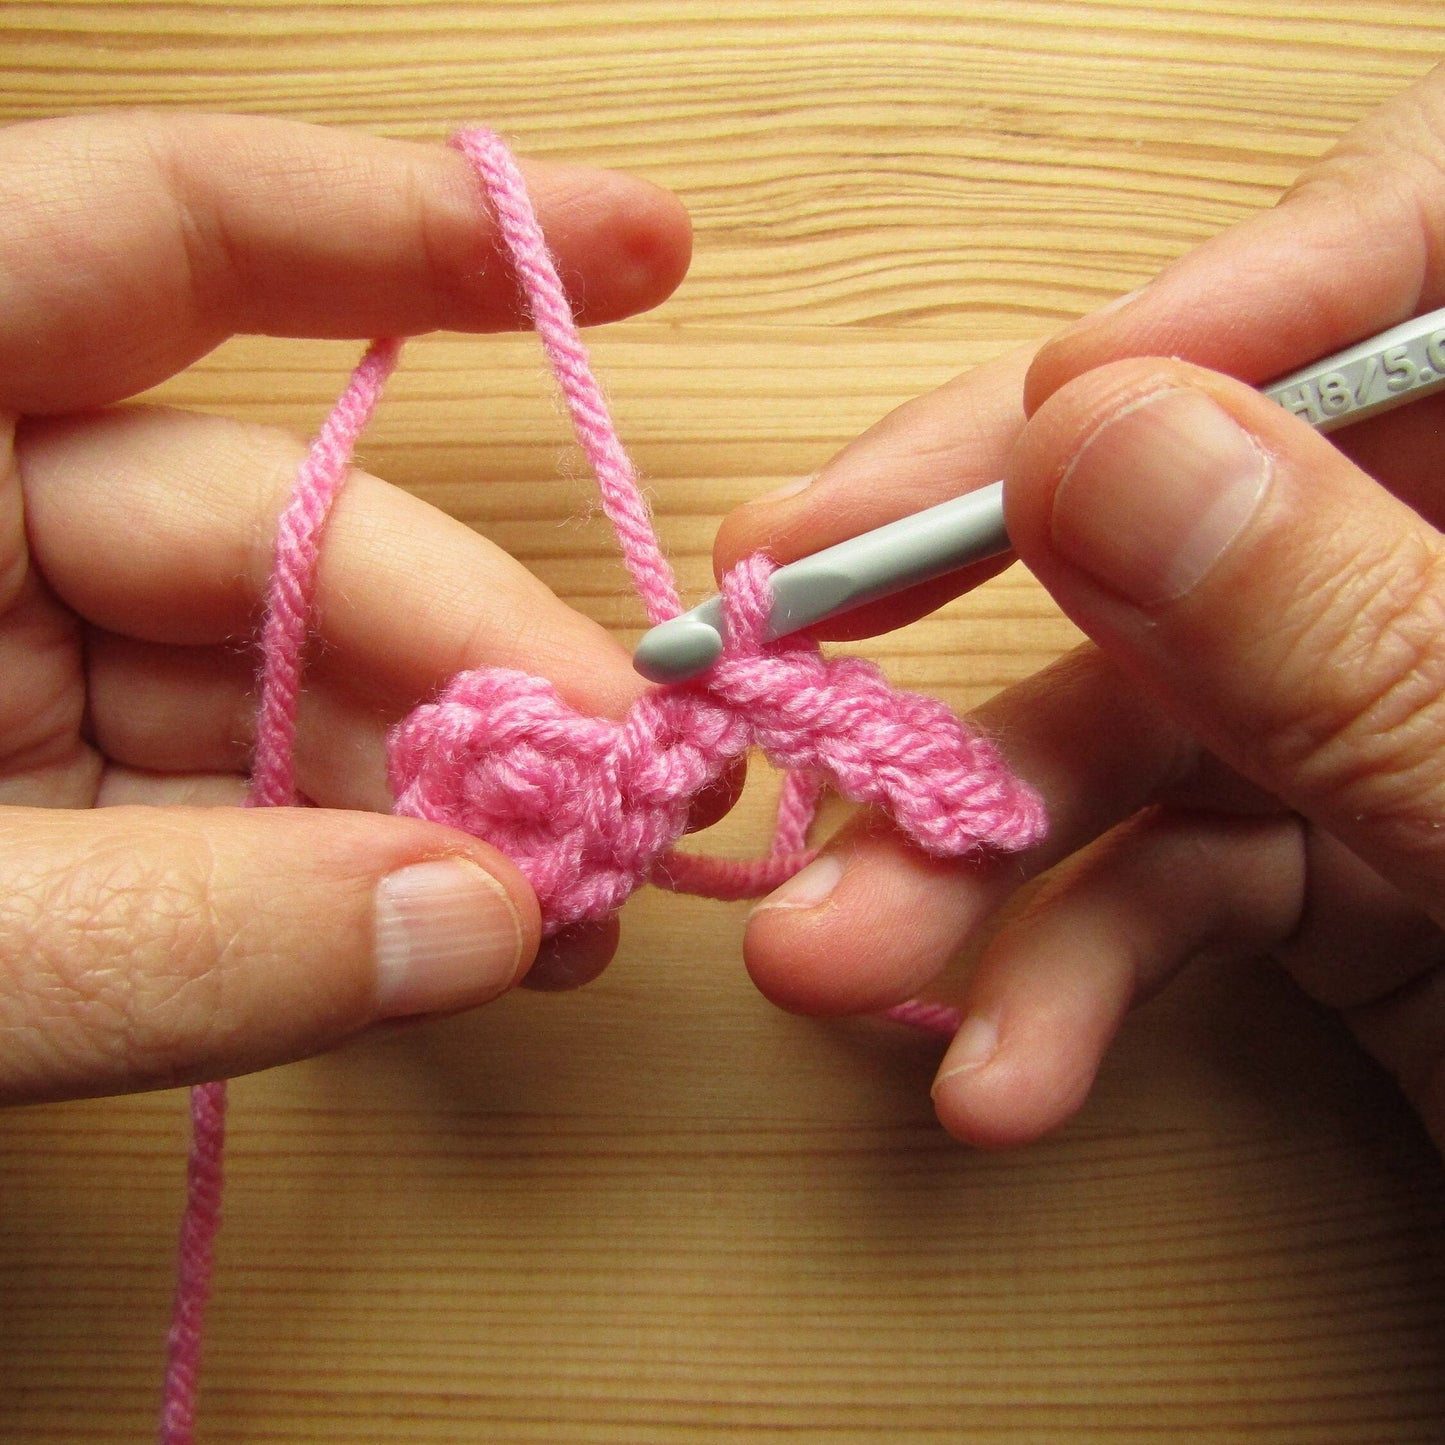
(2, 3, 1445, 1442)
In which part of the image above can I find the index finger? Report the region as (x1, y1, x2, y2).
(0, 112, 692, 412)
(1026, 65, 1445, 410)
(712, 343, 1034, 641)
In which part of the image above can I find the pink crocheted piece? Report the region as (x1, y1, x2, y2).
(390, 553, 1044, 933)
(157, 126, 1044, 1442)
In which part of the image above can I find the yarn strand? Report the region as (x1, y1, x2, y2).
(158, 127, 1046, 1442)
(159, 338, 404, 1438)
(450, 131, 682, 625)
(157, 1080, 226, 1445)
(250, 336, 403, 806)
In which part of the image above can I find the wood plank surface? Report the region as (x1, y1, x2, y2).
(2, 3, 1445, 1442)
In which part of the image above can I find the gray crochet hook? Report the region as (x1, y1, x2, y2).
(633, 304, 1445, 684)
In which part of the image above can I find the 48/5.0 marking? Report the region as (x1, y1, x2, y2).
(1270, 327, 1445, 425)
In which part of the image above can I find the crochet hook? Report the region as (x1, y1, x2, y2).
(633, 305, 1445, 684)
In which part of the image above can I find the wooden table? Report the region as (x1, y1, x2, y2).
(3, 4, 1445, 1441)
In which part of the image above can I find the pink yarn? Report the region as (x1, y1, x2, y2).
(652, 768, 823, 901)
(388, 128, 1044, 932)
(157, 1080, 226, 1445)
(391, 552, 1045, 933)
(251, 337, 403, 808)
(450, 129, 682, 625)
(159, 340, 407, 1445)
(159, 126, 1046, 1439)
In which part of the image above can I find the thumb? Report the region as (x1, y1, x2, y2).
(0, 804, 539, 1103)
(1006, 358, 1445, 916)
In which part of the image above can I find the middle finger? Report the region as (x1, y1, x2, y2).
(22, 403, 647, 718)
(742, 642, 1245, 1015)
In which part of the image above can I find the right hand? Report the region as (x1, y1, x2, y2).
(716, 64, 1445, 1153)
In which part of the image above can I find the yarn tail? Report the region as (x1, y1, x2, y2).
(653, 767, 821, 899)
(769, 769, 823, 857)
(158, 1079, 227, 1445)
(156, 332, 397, 1445)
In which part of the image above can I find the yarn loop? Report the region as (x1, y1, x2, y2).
(376, 126, 1046, 937)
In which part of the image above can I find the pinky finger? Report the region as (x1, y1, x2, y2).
(931, 808, 1305, 1148)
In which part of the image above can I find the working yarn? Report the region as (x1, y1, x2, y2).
(158, 127, 1045, 1442)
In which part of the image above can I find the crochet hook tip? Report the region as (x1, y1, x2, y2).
(633, 613, 725, 684)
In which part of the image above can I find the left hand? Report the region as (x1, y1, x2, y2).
(0, 111, 695, 1103)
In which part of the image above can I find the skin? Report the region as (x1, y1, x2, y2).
(16, 80, 1445, 1159)
(0, 111, 694, 1103)
(724, 64, 1445, 1156)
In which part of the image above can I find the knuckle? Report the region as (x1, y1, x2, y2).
(1281, 86, 1445, 305)
(1261, 534, 1445, 855)
(0, 826, 228, 1094)
(1290, 81, 1445, 207)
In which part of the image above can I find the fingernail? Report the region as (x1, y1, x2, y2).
(519, 921, 614, 992)
(750, 853, 844, 915)
(1052, 287, 1147, 343)
(1093, 285, 1147, 318)
(1051, 387, 1270, 607)
(752, 475, 814, 505)
(930, 1012, 999, 1099)
(374, 859, 524, 1018)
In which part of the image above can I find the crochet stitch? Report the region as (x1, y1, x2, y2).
(158, 127, 1045, 1442)
(390, 554, 1045, 932)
